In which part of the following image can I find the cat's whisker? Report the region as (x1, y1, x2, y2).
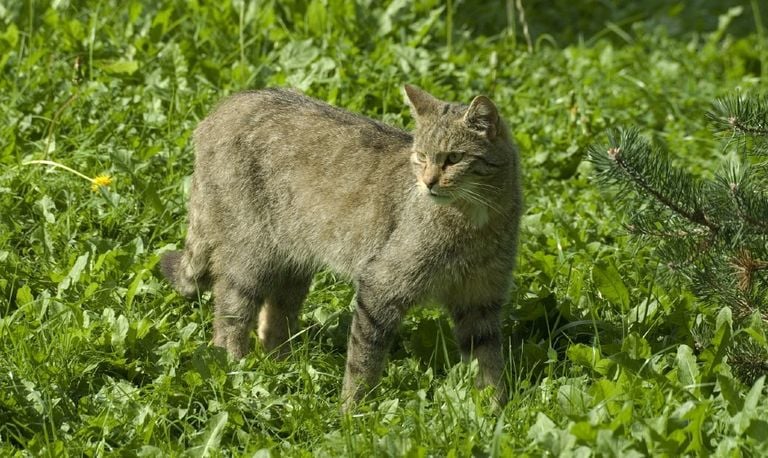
(465, 182, 506, 213)
(456, 190, 492, 216)
(465, 181, 502, 193)
(458, 187, 504, 216)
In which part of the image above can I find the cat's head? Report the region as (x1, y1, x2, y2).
(404, 84, 514, 212)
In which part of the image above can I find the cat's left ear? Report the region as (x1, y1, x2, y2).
(464, 96, 499, 140)
(403, 84, 440, 118)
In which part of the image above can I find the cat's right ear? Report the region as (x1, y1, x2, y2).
(464, 95, 499, 140)
(403, 84, 439, 118)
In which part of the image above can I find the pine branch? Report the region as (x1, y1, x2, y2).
(688, 261, 753, 316)
(730, 249, 768, 295)
(664, 234, 718, 272)
(589, 128, 719, 233)
(731, 187, 768, 233)
(716, 165, 768, 234)
(627, 212, 710, 239)
(729, 344, 768, 385)
(708, 94, 768, 137)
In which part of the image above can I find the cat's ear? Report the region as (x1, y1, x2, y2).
(403, 84, 439, 118)
(464, 95, 499, 139)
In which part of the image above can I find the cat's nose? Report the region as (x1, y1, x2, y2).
(421, 173, 440, 190)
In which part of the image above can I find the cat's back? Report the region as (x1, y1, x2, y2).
(192, 88, 414, 202)
(194, 88, 411, 154)
(190, 88, 417, 275)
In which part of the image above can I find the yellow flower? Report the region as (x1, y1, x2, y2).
(24, 160, 113, 193)
(91, 174, 112, 192)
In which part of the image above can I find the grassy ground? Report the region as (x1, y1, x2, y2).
(2, 0, 768, 455)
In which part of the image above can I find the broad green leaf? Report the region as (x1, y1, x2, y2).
(528, 412, 556, 437)
(138, 446, 164, 457)
(378, 398, 399, 424)
(58, 253, 89, 293)
(627, 298, 657, 324)
(681, 402, 708, 454)
(0, 22, 19, 47)
(744, 312, 767, 347)
(744, 376, 765, 415)
(111, 314, 129, 348)
(15, 284, 34, 306)
(732, 377, 764, 435)
(622, 332, 651, 359)
(594, 357, 618, 377)
(570, 421, 597, 442)
(101, 60, 139, 75)
(306, 0, 328, 36)
(186, 412, 228, 458)
(712, 307, 732, 348)
(565, 344, 617, 376)
(558, 383, 592, 415)
(279, 39, 320, 70)
(36, 196, 56, 224)
(125, 269, 146, 309)
(746, 419, 768, 442)
(704, 307, 732, 385)
(717, 374, 743, 416)
(676, 345, 699, 389)
(178, 322, 198, 342)
(378, 0, 408, 35)
(591, 379, 621, 408)
(568, 344, 602, 369)
(593, 263, 629, 309)
(610, 402, 634, 431)
(527, 412, 576, 455)
(596, 429, 623, 457)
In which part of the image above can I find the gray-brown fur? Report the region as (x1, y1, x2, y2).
(161, 85, 523, 410)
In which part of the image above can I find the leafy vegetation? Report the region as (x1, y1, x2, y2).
(2, 0, 767, 455)
(589, 95, 768, 386)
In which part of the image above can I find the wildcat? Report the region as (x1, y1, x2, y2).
(160, 84, 522, 410)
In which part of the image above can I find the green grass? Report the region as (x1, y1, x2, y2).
(2, 0, 768, 455)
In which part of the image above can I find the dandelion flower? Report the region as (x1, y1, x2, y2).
(24, 160, 114, 193)
(91, 174, 112, 192)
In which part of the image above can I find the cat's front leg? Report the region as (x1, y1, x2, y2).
(341, 291, 405, 412)
(451, 303, 508, 406)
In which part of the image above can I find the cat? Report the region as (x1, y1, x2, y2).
(160, 84, 523, 410)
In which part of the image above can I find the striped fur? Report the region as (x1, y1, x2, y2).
(160, 85, 523, 410)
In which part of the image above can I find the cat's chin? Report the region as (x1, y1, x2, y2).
(427, 193, 454, 205)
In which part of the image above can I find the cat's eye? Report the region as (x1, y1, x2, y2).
(415, 152, 428, 162)
(445, 152, 464, 165)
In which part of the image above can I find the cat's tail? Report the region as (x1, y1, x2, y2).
(160, 244, 211, 299)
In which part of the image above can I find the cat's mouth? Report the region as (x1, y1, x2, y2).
(427, 190, 454, 205)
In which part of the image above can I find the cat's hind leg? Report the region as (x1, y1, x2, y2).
(257, 269, 312, 357)
(211, 276, 263, 359)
